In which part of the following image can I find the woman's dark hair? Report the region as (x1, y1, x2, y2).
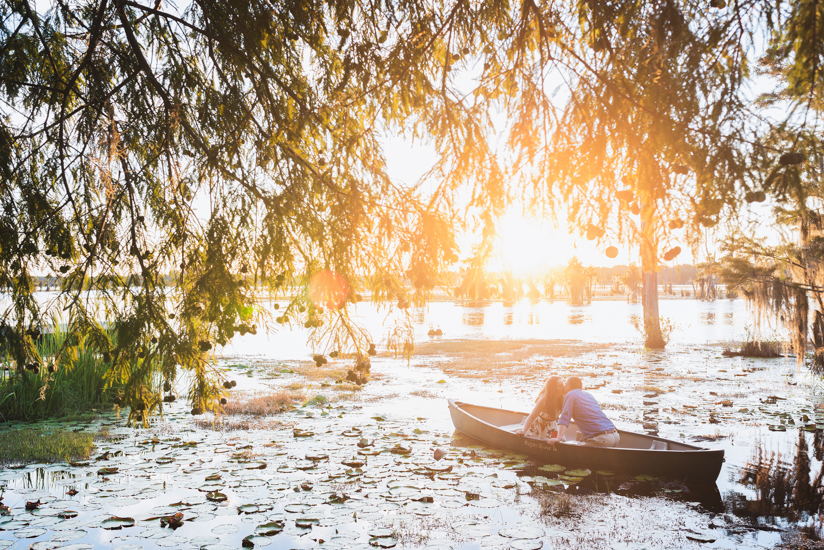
(539, 376, 565, 418)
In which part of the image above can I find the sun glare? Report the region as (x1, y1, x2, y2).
(494, 211, 557, 276)
(492, 209, 628, 274)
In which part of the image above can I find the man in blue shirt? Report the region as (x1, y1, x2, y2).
(548, 376, 620, 448)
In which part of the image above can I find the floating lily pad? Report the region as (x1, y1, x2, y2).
(768, 425, 787, 432)
(52, 529, 87, 542)
(511, 540, 543, 550)
(284, 503, 312, 513)
(455, 523, 496, 537)
(0, 521, 29, 530)
(537, 464, 565, 472)
(500, 526, 544, 539)
(558, 476, 583, 484)
(369, 537, 398, 548)
(190, 536, 221, 547)
(685, 533, 716, 543)
(596, 470, 615, 476)
(537, 479, 564, 487)
(101, 516, 135, 530)
(156, 535, 190, 547)
(211, 524, 240, 535)
(634, 474, 655, 481)
(255, 521, 284, 536)
(206, 492, 228, 502)
(564, 469, 591, 477)
(13, 527, 48, 538)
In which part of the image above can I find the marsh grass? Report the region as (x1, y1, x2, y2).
(0, 320, 123, 421)
(292, 363, 348, 381)
(223, 390, 305, 416)
(413, 339, 609, 379)
(636, 385, 669, 393)
(193, 417, 287, 431)
(0, 427, 95, 466)
(382, 516, 455, 547)
(535, 489, 605, 521)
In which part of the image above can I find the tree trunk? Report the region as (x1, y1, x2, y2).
(641, 200, 666, 349)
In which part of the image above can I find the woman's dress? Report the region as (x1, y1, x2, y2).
(526, 411, 557, 439)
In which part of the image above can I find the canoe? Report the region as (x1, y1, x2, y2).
(448, 399, 724, 483)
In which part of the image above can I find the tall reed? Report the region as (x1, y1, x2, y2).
(0, 319, 123, 420)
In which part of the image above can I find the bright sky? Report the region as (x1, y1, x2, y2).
(382, 134, 696, 273)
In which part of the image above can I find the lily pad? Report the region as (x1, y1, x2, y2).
(206, 492, 228, 502)
(284, 503, 312, 513)
(564, 468, 591, 477)
(101, 516, 135, 530)
(537, 464, 565, 472)
(52, 529, 88, 542)
(685, 533, 716, 543)
(500, 526, 544, 538)
(238, 504, 259, 514)
(511, 540, 543, 550)
(13, 527, 48, 538)
(255, 521, 285, 536)
(212, 524, 240, 535)
(295, 517, 320, 528)
(369, 537, 398, 548)
(558, 476, 583, 484)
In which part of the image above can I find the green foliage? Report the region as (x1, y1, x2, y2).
(0, 427, 95, 466)
(2, 0, 824, 418)
(0, 319, 123, 420)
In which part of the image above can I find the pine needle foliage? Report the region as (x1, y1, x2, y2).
(2, 0, 824, 419)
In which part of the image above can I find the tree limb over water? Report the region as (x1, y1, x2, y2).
(1, 0, 823, 420)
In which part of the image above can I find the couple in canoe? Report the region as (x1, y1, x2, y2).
(515, 375, 619, 448)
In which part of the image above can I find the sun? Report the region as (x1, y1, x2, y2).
(493, 210, 559, 276)
(489, 207, 631, 274)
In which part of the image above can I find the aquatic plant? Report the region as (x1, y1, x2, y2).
(0, 427, 94, 466)
(0, 319, 125, 420)
(222, 390, 305, 416)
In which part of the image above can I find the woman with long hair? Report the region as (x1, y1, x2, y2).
(515, 375, 565, 439)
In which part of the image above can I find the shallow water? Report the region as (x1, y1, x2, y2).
(1, 297, 821, 550)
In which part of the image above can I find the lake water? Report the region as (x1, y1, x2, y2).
(0, 296, 820, 550)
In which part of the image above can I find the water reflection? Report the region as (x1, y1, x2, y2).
(724, 312, 735, 325)
(731, 432, 824, 534)
(504, 312, 514, 325)
(4, 467, 79, 491)
(463, 311, 485, 326)
(701, 312, 717, 325)
(568, 314, 589, 325)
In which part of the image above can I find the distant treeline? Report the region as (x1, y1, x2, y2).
(586, 264, 698, 286)
(21, 265, 699, 292)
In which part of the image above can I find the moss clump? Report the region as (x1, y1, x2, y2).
(0, 427, 95, 466)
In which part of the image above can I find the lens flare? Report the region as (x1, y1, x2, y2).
(308, 270, 349, 309)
